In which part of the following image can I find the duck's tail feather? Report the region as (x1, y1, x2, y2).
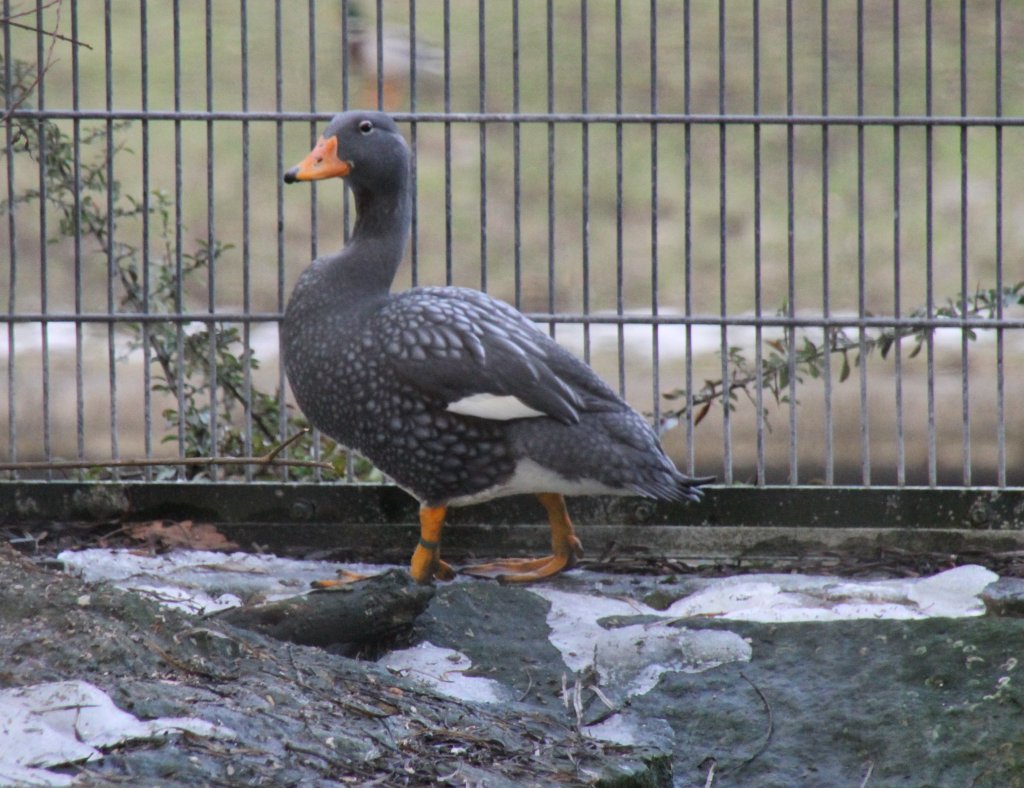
(632, 473, 714, 503)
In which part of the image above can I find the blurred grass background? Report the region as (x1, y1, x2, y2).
(3, 0, 1023, 484)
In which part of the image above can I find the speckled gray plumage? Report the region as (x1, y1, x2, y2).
(283, 111, 708, 508)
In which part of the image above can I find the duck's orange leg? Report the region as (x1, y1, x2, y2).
(462, 493, 583, 584)
(313, 504, 455, 588)
(409, 504, 457, 585)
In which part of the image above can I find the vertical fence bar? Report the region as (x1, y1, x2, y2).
(139, 1, 153, 477)
(546, 0, 556, 338)
(406, 0, 418, 287)
(924, 0, 937, 485)
(306, 0, 318, 263)
(615, 0, 626, 397)
(340, 0, 351, 241)
(35, 0, 51, 472)
(855, 0, 870, 485)
(172, 0, 186, 476)
(717, 0, 732, 482)
(649, 0, 661, 429)
(240, 0, 254, 481)
(104, 0, 119, 475)
(275, 0, 289, 480)
(340, 0, 350, 108)
(892, 1, 905, 485)
(340, 0, 357, 485)
(785, 0, 797, 484)
(682, 0, 695, 476)
(374, 0, 384, 110)
(994, 0, 1006, 487)
(752, 0, 765, 485)
(3, 0, 16, 472)
(71, 0, 84, 471)
(443, 0, 453, 285)
(512, 0, 522, 308)
(820, 1, 833, 485)
(205, 0, 219, 478)
(478, 0, 488, 292)
(306, 0, 324, 475)
(580, 0, 591, 365)
(577, 0, 593, 362)
(958, 0, 971, 486)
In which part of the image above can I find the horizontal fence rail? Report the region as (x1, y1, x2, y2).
(10, 108, 1024, 127)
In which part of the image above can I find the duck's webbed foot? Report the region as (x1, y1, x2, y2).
(462, 493, 583, 584)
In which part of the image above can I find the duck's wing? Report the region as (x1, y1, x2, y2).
(375, 287, 621, 425)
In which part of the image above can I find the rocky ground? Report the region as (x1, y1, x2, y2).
(0, 547, 669, 786)
(2, 533, 1023, 786)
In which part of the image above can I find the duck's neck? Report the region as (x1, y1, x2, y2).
(332, 180, 411, 297)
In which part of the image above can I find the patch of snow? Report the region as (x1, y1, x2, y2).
(53, 547, 1000, 753)
(583, 712, 676, 749)
(0, 680, 234, 787)
(531, 588, 752, 699)
(663, 565, 998, 622)
(528, 566, 998, 748)
(378, 642, 509, 705)
(906, 564, 1000, 617)
(58, 548, 393, 615)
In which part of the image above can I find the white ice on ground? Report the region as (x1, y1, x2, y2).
(660, 564, 998, 622)
(378, 642, 509, 705)
(55, 549, 1000, 750)
(0, 680, 234, 787)
(58, 548, 397, 615)
(530, 564, 997, 746)
(531, 588, 752, 698)
(57, 550, 1000, 624)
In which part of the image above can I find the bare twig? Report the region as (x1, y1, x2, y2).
(2, 18, 92, 49)
(582, 694, 627, 728)
(1, 0, 80, 123)
(263, 429, 308, 463)
(517, 668, 535, 703)
(2, 0, 62, 22)
(661, 283, 1024, 426)
(703, 759, 717, 788)
(724, 672, 774, 776)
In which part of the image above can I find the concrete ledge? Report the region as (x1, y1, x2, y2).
(3, 481, 1023, 561)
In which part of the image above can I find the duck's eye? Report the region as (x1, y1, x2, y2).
(359, 120, 374, 135)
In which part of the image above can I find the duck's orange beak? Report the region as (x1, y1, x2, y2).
(283, 135, 351, 183)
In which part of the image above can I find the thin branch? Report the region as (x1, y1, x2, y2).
(2, 0, 63, 22)
(263, 429, 311, 463)
(1, 0, 72, 122)
(2, 18, 92, 49)
(722, 673, 774, 777)
(661, 283, 1024, 425)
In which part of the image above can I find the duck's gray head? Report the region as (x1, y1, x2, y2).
(283, 111, 409, 191)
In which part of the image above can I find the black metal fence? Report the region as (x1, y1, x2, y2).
(3, 0, 1023, 489)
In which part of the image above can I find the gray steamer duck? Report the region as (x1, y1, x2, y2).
(283, 111, 710, 584)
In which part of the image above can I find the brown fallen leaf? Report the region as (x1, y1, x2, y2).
(127, 520, 238, 552)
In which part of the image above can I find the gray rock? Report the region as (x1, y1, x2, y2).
(981, 576, 1024, 617)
